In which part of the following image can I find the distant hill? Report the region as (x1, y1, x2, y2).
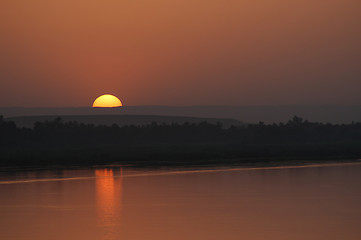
(1, 105, 361, 124)
(5, 115, 242, 129)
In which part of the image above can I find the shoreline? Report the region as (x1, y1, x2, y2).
(1, 160, 360, 185)
(1, 157, 360, 174)
(2, 142, 361, 171)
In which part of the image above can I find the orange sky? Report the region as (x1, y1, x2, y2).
(1, 0, 360, 107)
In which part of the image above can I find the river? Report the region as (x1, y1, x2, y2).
(0, 162, 361, 240)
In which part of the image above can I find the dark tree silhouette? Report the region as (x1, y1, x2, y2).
(1, 115, 361, 167)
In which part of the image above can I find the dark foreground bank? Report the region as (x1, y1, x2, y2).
(1, 116, 361, 169)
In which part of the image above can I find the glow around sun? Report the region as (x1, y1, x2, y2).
(92, 94, 122, 108)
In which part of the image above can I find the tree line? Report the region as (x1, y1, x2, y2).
(1, 115, 361, 148)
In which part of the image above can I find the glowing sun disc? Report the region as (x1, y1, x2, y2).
(93, 94, 122, 108)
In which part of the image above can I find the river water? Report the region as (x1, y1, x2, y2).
(0, 162, 361, 240)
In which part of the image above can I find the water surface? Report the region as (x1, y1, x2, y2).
(0, 163, 361, 240)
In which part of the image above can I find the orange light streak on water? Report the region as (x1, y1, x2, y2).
(95, 169, 123, 240)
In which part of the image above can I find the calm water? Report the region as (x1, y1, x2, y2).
(0, 163, 361, 240)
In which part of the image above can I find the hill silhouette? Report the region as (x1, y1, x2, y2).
(5, 115, 242, 129)
(1, 105, 361, 123)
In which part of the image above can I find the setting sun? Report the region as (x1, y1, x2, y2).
(93, 94, 122, 108)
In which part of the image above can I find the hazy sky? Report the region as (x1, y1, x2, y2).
(1, 0, 360, 107)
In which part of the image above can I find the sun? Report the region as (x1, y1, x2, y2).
(92, 94, 122, 108)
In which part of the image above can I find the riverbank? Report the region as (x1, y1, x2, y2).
(1, 143, 361, 172)
(1, 117, 361, 171)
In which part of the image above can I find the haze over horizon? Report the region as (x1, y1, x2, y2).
(1, 0, 360, 107)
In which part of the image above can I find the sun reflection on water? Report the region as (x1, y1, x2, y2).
(95, 169, 123, 240)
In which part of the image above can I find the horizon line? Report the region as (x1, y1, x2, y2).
(1, 104, 361, 108)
